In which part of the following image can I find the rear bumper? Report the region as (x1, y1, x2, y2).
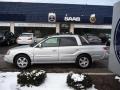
(92, 52, 109, 61)
(103, 52, 109, 60)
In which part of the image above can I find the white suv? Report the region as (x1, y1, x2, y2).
(4, 34, 109, 69)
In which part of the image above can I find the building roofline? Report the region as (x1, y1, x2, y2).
(0, 1, 113, 7)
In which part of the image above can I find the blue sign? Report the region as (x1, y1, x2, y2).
(114, 19, 120, 64)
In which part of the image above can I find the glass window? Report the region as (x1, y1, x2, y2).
(79, 36, 89, 45)
(60, 37, 77, 46)
(20, 33, 33, 37)
(42, 37, 59, 47)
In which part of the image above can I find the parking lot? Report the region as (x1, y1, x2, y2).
(0, 44, 111, 73)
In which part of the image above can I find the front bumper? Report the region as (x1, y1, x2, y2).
(4, 55, 14, 63)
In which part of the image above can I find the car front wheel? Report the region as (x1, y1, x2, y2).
(76, 54, 92, 68)
(14, 54, 31, 69)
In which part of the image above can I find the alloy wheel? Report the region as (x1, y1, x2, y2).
(79, 57, 89, 68)
(16, 57, 28, 68)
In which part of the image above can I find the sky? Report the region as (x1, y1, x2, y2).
(0, 0, 119, 6)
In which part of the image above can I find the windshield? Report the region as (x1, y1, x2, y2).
(20, 33, 33, 37)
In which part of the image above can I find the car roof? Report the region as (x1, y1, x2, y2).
(22, 33, 33, 34)
(48, 34, 78, 38)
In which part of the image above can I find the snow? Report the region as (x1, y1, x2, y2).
(0, 72, 97, 90)
(115, 76, 120, 82)
(71, 73, 85, 82)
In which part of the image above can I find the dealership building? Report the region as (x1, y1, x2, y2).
(0, 2, 113, 38)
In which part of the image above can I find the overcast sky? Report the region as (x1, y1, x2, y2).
(0, 0, 119, 6)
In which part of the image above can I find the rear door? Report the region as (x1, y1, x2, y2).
(59, 37, 79, 62)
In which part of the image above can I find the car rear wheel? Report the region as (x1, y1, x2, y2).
(14, 54, 31, 69)
(76, 54, 92, 68)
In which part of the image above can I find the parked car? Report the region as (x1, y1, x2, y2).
(105, 34, 111, 41)
(83, 34, 102, 45)
(0, 31, 16, 46)
(16, 33, 36, 45)
(4, 34, 109, 69)
(99, 33, 109, 44)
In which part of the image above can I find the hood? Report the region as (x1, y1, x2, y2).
(10, 45, 31, 50)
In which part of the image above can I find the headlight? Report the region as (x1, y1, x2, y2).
(6, 50, 10, 55)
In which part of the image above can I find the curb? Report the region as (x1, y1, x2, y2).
(83, 73, 114, 75)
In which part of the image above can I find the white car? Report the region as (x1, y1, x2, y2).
(4, 34, 109, 69)
(16, 33, 36, 45)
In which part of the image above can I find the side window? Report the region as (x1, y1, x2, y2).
(41, 37, 59, 47)
(60, 37, 78, 46)
(79, 36, 89, 45)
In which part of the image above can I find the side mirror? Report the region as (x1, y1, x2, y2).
(38, 44, 42, 48)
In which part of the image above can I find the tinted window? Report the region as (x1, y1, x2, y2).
(79, 36, 89, 45)
(20, 34, 33, 37)
(42, 37, 59, 47)
(60, 37, 77, 46)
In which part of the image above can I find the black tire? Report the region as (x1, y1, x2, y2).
(76, 54, 92, 69)
(14, 54, 31, 69)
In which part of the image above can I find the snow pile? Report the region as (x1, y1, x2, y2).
(0, 72, 19, 90)
(0, 72, 97, 90)
(17, 70, 46, 86)
(115, 76, 120, 82)
(67, 72, 94, 90)
(71, 73, 85, 82)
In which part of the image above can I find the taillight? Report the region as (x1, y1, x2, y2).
(103, 46, 109, 50)
(28, 38, 32, 40)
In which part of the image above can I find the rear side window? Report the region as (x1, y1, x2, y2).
(60, 37, 78, 46)
(79, 36, 89, 45)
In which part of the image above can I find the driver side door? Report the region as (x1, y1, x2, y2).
(33, 37, 59, 63)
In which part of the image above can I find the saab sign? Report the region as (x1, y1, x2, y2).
(109, 1, 120, 75)
(89, 14, 96, 24)
(64, 14, 80, 22)
(48, 12, 56, 22)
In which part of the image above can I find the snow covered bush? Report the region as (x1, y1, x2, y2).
(67, 72, 92, 90)
(17, 70, 46, 87)
(115, 76, 120, 83)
